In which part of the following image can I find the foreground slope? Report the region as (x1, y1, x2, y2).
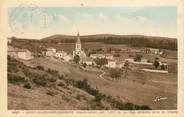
(8, 56, 151, 110)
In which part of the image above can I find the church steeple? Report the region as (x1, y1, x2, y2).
(73, 32, 86, 58)
(75, 32, 81, 52)
(76, 32, 81, 44)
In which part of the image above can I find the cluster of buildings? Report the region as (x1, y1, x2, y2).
(69, 32, 124, 68)
(121, 47, 164, 55)
(7, 32, 173, 72)
(44, 47, 73, 62)
(41, 32, 125, 68)
(8, 38, 34, 60)
(8, 46, 34, 60)
(142, 48, 164, 55)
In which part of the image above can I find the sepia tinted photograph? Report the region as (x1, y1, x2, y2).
(7, 5, 177, 110)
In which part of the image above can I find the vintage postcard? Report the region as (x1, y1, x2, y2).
(0, 0, 184, 117)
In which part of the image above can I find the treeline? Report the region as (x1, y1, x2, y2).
(99, 36, 177, 50)
(10, 38, 46, 54)
(10, 35, 177, 51)
(43, 35, 177, 50)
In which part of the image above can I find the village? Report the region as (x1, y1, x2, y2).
(7, 32, 176, 75)
(7, 32, 178, 110)
(5, 4, 179, 111)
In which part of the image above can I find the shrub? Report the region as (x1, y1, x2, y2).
(65, 79, 75, 86)
(75, 79, 90, 90)
(139, 105, 151, 110)
(113, 53, 120, 57)
(134, 54, 143, 62)
(46, 90, 56, 96)
(8, 73, 27, 84)
(22, 68, 31, 77)
(23, 83, 32, 89)
(110, 68, 122, 79)
(82, 63, 87, 68)
(8, 56, 19, 73)
(58, 75, 64, 80)
(94, 58, 108, 67)
(47, 78, 56, 82)
(33, 78, 47, 87)
(36, 65, 44, 71)
(129, 54, 134, 58)
(142, 82, 145, 85)
(96, 48, 103, 52)
(47, 68, 58, 75)
(76, 94, 81, 100)
(147, 59, 151, 63)
(94, 93, 105, 103)
(73, 55, 80, 64)
(153, 60, 160, 69)
(161, 64, 165, 70)
(57, 82, 65, 87)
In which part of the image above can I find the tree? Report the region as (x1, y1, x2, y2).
(110, 68, 122, 80)
(107, 48, 112, 53)
(94, 94, 103, 102)
(134, 54, 143, 62)
(82, 63, 87, 68)
(87, 50, 96, 57)
(96, 48, 103, 52)
(153, 58, 160, 69)
(160, 64, 165, 70)
(94, 58, 108, 67)
(74, 55, 80, 64)
(113, 53, 120, 57)
(11, 36, 16, 40)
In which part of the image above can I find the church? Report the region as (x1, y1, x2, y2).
(73, 32, 86, 58)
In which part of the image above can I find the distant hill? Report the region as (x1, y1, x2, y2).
(41, 34, 177, 50)
(10, 34, 177, 50)
(42, 34, 176, 42)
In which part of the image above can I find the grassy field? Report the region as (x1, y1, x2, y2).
(8, 56, 151, 110)
(27, 57, 177, 110)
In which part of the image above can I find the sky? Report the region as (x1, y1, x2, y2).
(8, 6, 177, 39)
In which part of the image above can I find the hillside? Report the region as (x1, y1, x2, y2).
(42, 34, 176, 41)
(42, 34, 177, 50)
(42, 34, 117, 41)
(8, 56, 151, 110)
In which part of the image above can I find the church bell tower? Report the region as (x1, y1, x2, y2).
(75, 32, 81, 52)
(73, 32, 86, 58)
